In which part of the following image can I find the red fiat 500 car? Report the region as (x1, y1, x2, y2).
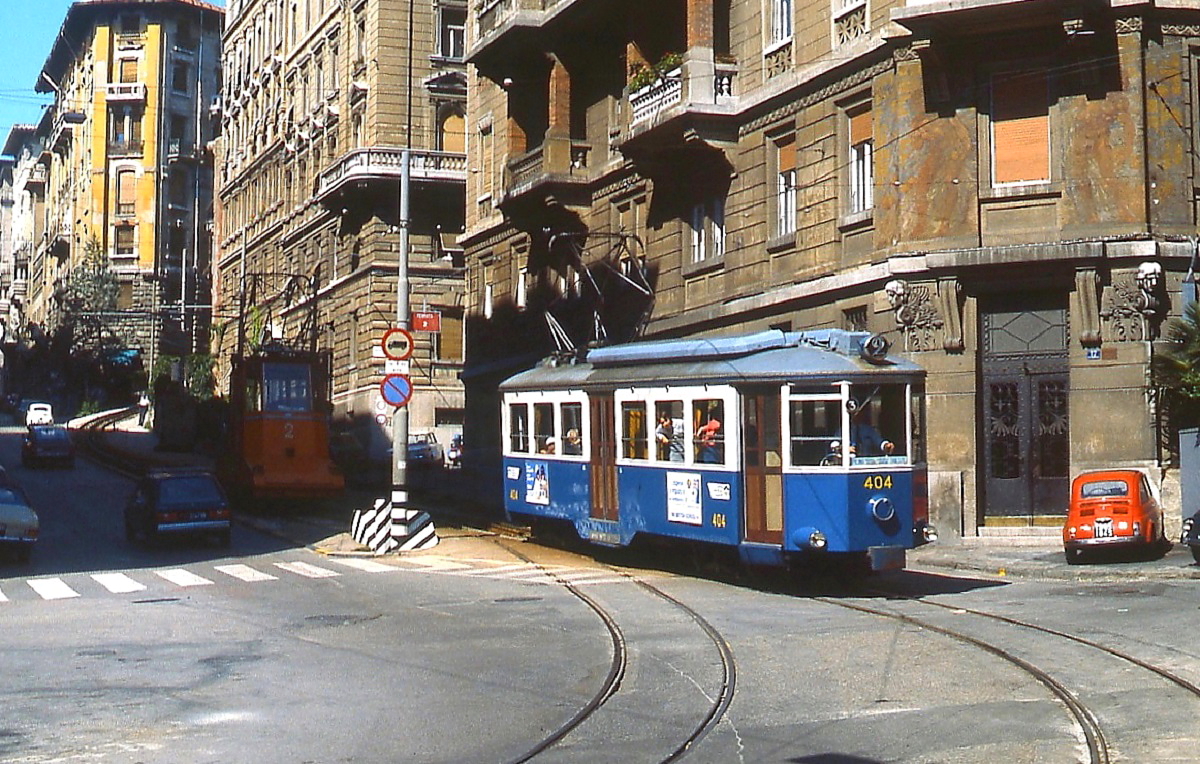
(1063, 469, 1166, 564)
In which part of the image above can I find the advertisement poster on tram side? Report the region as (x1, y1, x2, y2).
(666, 472, 703, 525)
(525, 461, 550, 505)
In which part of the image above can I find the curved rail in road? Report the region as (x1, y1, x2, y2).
(817, 586, 1200, 764)
(499, 538, 736, 764)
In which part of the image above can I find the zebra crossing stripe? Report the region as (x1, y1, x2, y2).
(328, 558, 397, 573)
(91, 573, 147, 594)
(28, 578, 79, 600)
(275, 561, 340, 579)
(156, 569, 214, 587)
(457, 563, 541, 576)
(0, 586, 8, 602)
(402, 557, 473, 571)
(215, 564, 278, 582)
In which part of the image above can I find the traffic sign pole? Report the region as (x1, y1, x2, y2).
(392, 151, 411, 523)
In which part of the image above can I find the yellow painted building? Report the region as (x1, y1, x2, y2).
(31, 0, 224, 370)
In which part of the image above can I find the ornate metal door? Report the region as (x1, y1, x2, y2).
(981, 296, 1070, 521)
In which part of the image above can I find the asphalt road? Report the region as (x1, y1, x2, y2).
(4, 423, 1200, 763)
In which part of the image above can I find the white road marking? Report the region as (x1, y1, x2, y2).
(0, 586, 8, 602)
(214, 564, 279, 582)
(91, 573, 147, 594)
(274, 561, 340, 579)
(155, 569, 214, 587)
(27, 578, 80, 600)
(327, 558, 397, 573)
(399, 556, 473, 571)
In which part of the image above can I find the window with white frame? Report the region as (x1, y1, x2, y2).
(848, 105, 873, 214)
(689, 196, 726, 263)
(775, 134, 797, 236)
(439, 5, 466, 60)
(770, 0, 793, 45)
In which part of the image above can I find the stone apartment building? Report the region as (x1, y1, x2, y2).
(215, 0, 467, 460)
(18, 0, 225, 381)
(461, 0, 1200, 539)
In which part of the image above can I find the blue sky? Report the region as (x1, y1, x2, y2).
(0, 0, 225, 150)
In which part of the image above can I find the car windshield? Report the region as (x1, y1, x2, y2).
(157, 476, 225, 507)
(1081, 479, 1129, 498)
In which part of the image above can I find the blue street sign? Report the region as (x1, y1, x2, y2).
(380, 374, 413, 408)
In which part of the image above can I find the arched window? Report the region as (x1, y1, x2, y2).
(439, 108, 465, 153)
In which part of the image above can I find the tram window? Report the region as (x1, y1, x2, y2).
(848, 384, 908, 464)
(262, 362, 312, 412)
(509, 403, 529, 453)
(561, 402, 584, 455)
(790, 399, 840, 466)
(533, 403, 555, 453)
(654, 401, 685, 462)
(621, 402, 648, 459)
(693, 399, 724, 464)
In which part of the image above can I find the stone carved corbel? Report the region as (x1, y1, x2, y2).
(935, 277, 963, 352)
(1075, 268, 1102, 348)
(885, 279, 943, 352)
(1136, 261, 1167, 340)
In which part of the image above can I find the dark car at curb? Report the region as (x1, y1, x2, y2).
(124, 470, 232, 547)
(22, 425, 76, 468)
(1181, 510, 1200, 564)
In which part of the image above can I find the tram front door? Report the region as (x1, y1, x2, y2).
(743, 388, 783, 544)
(590, 395, 619, 522)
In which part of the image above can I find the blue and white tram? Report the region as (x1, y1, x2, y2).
(499, 329, 937, 572)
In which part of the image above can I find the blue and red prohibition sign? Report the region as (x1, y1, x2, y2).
(380, 374, 413, 408)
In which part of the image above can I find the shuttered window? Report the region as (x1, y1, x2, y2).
(992, 71, 1049, 185)
(775, 134, 797, 236)
(116, 170, 136, 216)
(848, 105, 873, 213)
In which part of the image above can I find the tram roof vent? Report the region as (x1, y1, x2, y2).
(587, 329, 793, 367)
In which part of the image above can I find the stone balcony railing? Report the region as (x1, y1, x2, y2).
(316, 147, 466, 201)
(628, 61, 738, 129)
(105, 82, 147, 102)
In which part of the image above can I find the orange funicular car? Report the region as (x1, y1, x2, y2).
(1062, 469, 1166, 564)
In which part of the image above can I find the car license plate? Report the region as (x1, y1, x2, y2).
(1094, 520, 1114, 538)
(191, 512, 209, 521)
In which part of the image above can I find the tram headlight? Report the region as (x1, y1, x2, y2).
(791, 526, 827, 550)
(868, 496, 896, 523)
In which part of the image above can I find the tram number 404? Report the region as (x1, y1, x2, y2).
(863, 475, 893, 490)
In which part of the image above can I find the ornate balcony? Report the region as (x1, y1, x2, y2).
(315, 147, 466, 205)
(105, 82, 147, 102)
(618, 56, 739, 168)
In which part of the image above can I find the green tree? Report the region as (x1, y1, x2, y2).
(1153, 299, 1200, 429)
(54, 237, 129, 359)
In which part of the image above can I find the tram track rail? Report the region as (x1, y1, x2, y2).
(816, 585, 1200, 764)
(497, 537, 736, 764)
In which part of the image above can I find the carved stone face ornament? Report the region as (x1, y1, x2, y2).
(1135, 261, 1164, 318)
(884, 279, 909, 311)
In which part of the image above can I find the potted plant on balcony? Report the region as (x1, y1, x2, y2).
(627, 52, 684, 93)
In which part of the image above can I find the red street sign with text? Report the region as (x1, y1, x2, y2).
(412, 310, 441, 332)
